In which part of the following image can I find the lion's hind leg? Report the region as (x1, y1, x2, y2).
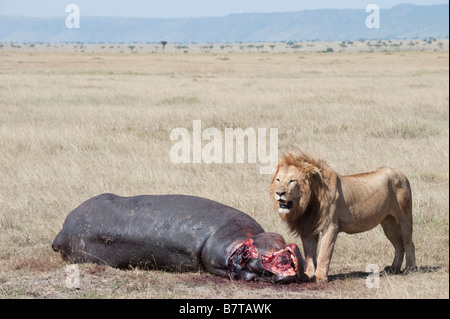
(381, 216, 404, 274)
(398, 217, 417, 273)
(394, 174, 417, 273)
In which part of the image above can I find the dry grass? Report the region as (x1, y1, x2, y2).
(0, 48, 448, 298)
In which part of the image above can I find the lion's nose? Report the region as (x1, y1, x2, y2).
(276, 191, 286, 197)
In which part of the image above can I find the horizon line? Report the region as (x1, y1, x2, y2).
(0, 3, 448, 20)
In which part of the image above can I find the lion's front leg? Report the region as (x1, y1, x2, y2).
(301, 235, 319, 281)
(315, 225, 339, 282)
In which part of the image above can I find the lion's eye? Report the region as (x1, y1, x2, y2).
(275, 178, 280, 183)
(289, 180, 296, 184)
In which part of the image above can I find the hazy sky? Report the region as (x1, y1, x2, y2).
(0, 0, 448, 18)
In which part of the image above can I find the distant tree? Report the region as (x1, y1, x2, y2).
(161, 41, 168, 53)
(269, 44, 276, 51)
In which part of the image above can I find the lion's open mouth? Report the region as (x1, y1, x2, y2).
(261, 244, 298, 277)
(278, 200, 293, 213)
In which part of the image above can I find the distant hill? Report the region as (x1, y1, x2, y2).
(0, 4, 448, 43)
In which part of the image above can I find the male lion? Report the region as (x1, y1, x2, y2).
(270, 149, 416, 282)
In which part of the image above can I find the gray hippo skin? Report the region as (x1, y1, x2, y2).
(52, 194, 305, 283)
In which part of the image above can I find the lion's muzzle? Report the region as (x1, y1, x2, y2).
(276, 192, 293, 214)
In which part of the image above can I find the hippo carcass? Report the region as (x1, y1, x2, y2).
(52, 193, 305, 283)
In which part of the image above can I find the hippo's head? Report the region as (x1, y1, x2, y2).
(226, 232, 305, 284)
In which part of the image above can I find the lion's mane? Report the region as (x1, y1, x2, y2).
(270, 148, 337, 238)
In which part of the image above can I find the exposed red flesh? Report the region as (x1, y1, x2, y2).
(227, 239, 258, 280)
(261, 244, 298, 276)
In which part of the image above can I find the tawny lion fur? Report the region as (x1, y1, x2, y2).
(270, 148, 416, 282)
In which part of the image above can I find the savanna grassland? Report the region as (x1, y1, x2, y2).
(0, 46, 448, 298)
